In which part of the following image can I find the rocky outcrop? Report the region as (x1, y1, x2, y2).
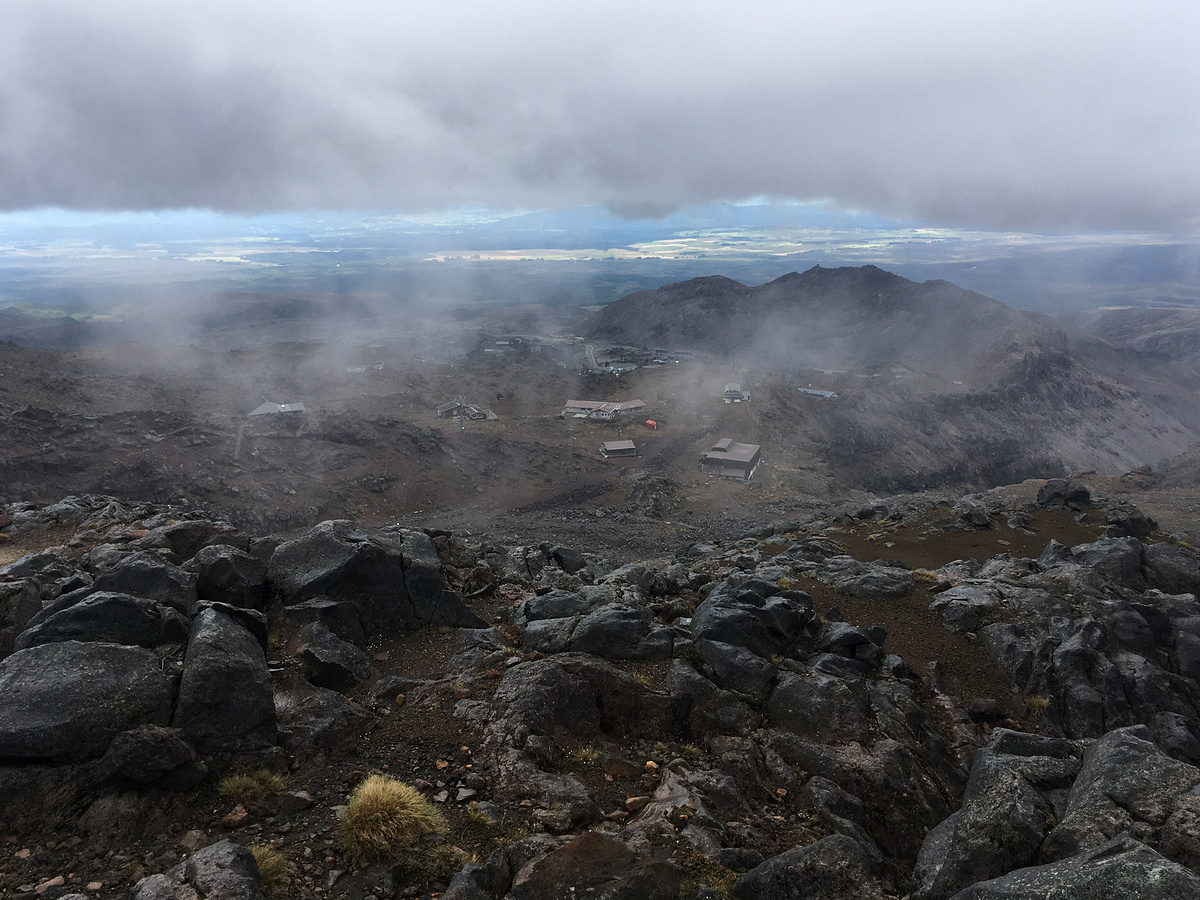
(3, 490, 1200, 899)
(130, 840, 267, 900)
(946, 835, 1200, 900)
(914, 726, 1200, 900)
(268, 520, 486, 632)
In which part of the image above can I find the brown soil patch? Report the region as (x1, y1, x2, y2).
(832, 507, 1101, 570)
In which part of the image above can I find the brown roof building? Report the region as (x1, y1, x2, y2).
(600, 440, 638, 459)
(699, 438, 762, 482)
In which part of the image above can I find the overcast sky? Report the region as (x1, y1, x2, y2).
(3, 1, 1198, 231)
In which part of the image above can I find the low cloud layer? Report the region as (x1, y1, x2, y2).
(3, 1, 1198, 230)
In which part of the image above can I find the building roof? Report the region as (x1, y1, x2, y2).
(563, 398, 646, 414)
(601, 440, 637, 452)
(248, 401, 305, 416)
(702, 438, 761, 464)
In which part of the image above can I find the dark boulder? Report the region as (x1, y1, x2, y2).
(694, 639, 777, 703)
(766, 671, 873, 742)
(691, 582, 813, 659)
(1144, 542, 1200, 596)
(549, 546, 588, 574)
(667, 659, 760, 737)
(1070, 537, 1146, 591)
(569, 604, 673, 660)
(130, 839, 267, 900)
(172, 607, 276, 752)
(517, 589, 594, 623)
(190, 544, 268, 610)
(509, 831, 679, 900)
(273, 596, 365, 646)
(1041, 725, 1200, 862)
(23, 553, 195, 637)
(274, 675, 368, 755)
(80, 552, 195, 613)
(268, 520, 483, 632)
(0, 641, 175, 762)
(912, 729, 1082, 900)
(0, 578, 42, 660)
(13, 591, 189, 652)
(732, 833, 881, 900)
(96, 725, 207, 790)
(298, 622, 372, 692)
(130, 520, 248, 563)
(947, 834, 1200, 900)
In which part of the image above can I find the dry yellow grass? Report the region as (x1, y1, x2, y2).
(250, 843, 289, 896)
(337, 774, 445, 866)
(219, 770, 287, 806)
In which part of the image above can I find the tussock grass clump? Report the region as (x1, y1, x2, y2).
(249, 843, 289, 896)
(219, 770, 287, 806)
(572, 744, 599, 764)
(395, 844, 475, 883)
(679, 850, 736, 898)
(1024, 695, 1050, 724)
(337, 774, 445, 866)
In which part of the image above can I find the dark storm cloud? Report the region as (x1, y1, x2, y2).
(3, 1, 1198, 230)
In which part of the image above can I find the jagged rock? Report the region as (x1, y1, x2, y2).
(766, 671, 873, 743)
(0, 641, 175, 761)
(930, 584, 1002, 633)
(189, 544, 268, 610)
(130, 839, 266, 900)
(946, 834, 1200, 900)
(509, 831, 680, 900)
(912, 729, 1083, 900)
(273, 596, 366, 645)
(0, 550, 66, 579)
(431, 531, 479, 569)
(1069, 536, 1146, 590)
(550, 545, 587, 574)
(269, 520, 484, 631)
(298, 621, 372, 691)
(1041, 725, 1200, 861)
(22, 553, 195, 639)
(667, 659, 760, 736)
(172, 607, 276, 752)
(1036, 479, 1091, 510)
(732, 833, 882, 900)
(1144, 542, 1200, 596)
(516, 589, 594, 624)
(691, 579, 813, 659)
(274, 675, 368, 754)
(521, 616, 577, 654)
(569, 604, 673, 660)
(130, 520, 247, 563)
(815, 621, 885, 669)
(13, 591, 189, 651)
(96, 725, 207, 790)
(0, 578, 41, 659)
(693, 639, 776, 703)
(816, 556, 913, 598)
(499, 545, 549, 584)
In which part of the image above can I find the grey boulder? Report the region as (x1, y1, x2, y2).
(0, 641, 175, 762)
(947, 834, 1200, 900)
(172, 607, 276, 751)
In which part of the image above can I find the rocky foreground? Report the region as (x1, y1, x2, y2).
(1, 486, 1200, 899)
